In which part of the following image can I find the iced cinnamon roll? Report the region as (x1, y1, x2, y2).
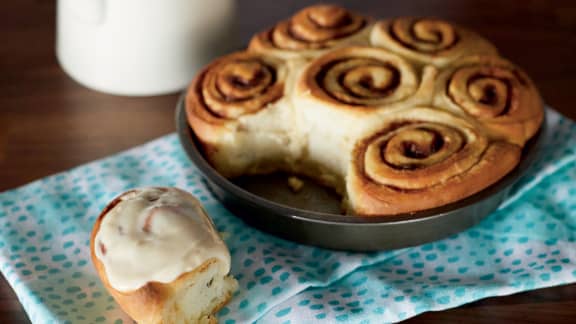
(370, 17, 497, 67)
(434, 55, 544, 145)
(91, 187, 238, 324)
(249, 4, 371, 59)
(347, 108, 521, 215)
(186, 51, 304, 177)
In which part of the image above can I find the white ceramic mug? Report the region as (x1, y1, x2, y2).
(56, 0, 236, 96)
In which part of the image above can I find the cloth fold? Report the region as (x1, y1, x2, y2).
(0, 108, 575, 324)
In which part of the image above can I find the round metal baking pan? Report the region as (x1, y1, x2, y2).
(176, 95, 545, 251)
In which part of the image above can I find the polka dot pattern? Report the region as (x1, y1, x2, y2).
(0, 109, 574, 323)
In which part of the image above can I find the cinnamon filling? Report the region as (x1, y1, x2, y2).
(199, 57, 283, 119)
(379, 127, 453, 170)
(347, 64, 400, 96)
(448, 69, 517, 119)
(357, 118, 485, 194)
(142, 212, 154, 233)
(401, 133, 444, 159)
(477, 84, 498, 105)
(99, 242, 107, 256)
(227, 70, 266, 90)
(388, 18, 460, 53)
(318, 58, 402, 105)
(272, 5, 366, 48)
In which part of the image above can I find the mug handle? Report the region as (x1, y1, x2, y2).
(68, 0, 106, 24)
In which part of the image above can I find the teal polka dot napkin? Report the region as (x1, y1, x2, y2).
(1, 108, 575, 324)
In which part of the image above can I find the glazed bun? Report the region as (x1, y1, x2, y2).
(91, 187, 237, 324)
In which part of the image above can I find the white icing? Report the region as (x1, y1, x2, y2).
(94, 187, 231, 292)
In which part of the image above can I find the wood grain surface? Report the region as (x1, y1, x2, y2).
(1, 0, 575, 322)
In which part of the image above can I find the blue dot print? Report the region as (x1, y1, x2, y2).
(0, 109, 576, 323)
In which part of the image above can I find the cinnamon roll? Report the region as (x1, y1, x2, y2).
(370, 17, 498, 67)
(434, 55, 544, 145)
(296, 46, 427, 112)
(90, 187, 238, 324)
(347, 108, 522, 215)
(249, 4, 371, 59)
(293, 46, 428, 183)
(184, 4, 545, 217)
(186, 51, 304, 177)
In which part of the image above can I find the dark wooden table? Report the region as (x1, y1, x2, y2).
(1, 0, 575, 322)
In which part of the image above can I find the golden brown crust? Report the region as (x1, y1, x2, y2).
(296, 46, 424, 115)
(186, 50, 305, 180)
(90, 192, 234, 324)
(434, 55, 544, 145)
(249, 4, 371, 59)
(370, 17, 498, 67)
(185, 51, 287, 144)
(347, 108, 522, 215)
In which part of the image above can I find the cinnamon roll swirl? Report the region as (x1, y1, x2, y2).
(297, 46, 424, 111)
(186, 51, 286, 126)
(293, 46, 429, 182)
(435, 56, 544, 145)
(186, 51, 303, 177)
(370, 18, 498, 67)
(347, 108, 522, 215)
(249, 4, 371, 59)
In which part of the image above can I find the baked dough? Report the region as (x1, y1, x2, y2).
(185, 51, 305, 178)
(186, 7, 544, 216)
(434, 55, 544, 145)
(346, 108, 521, 215)
(91, 187, 237, 323)
(249, 4, 371, 59)
(370, 17, 498, 67)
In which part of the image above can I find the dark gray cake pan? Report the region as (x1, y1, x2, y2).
(176, 95, 544, 251)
